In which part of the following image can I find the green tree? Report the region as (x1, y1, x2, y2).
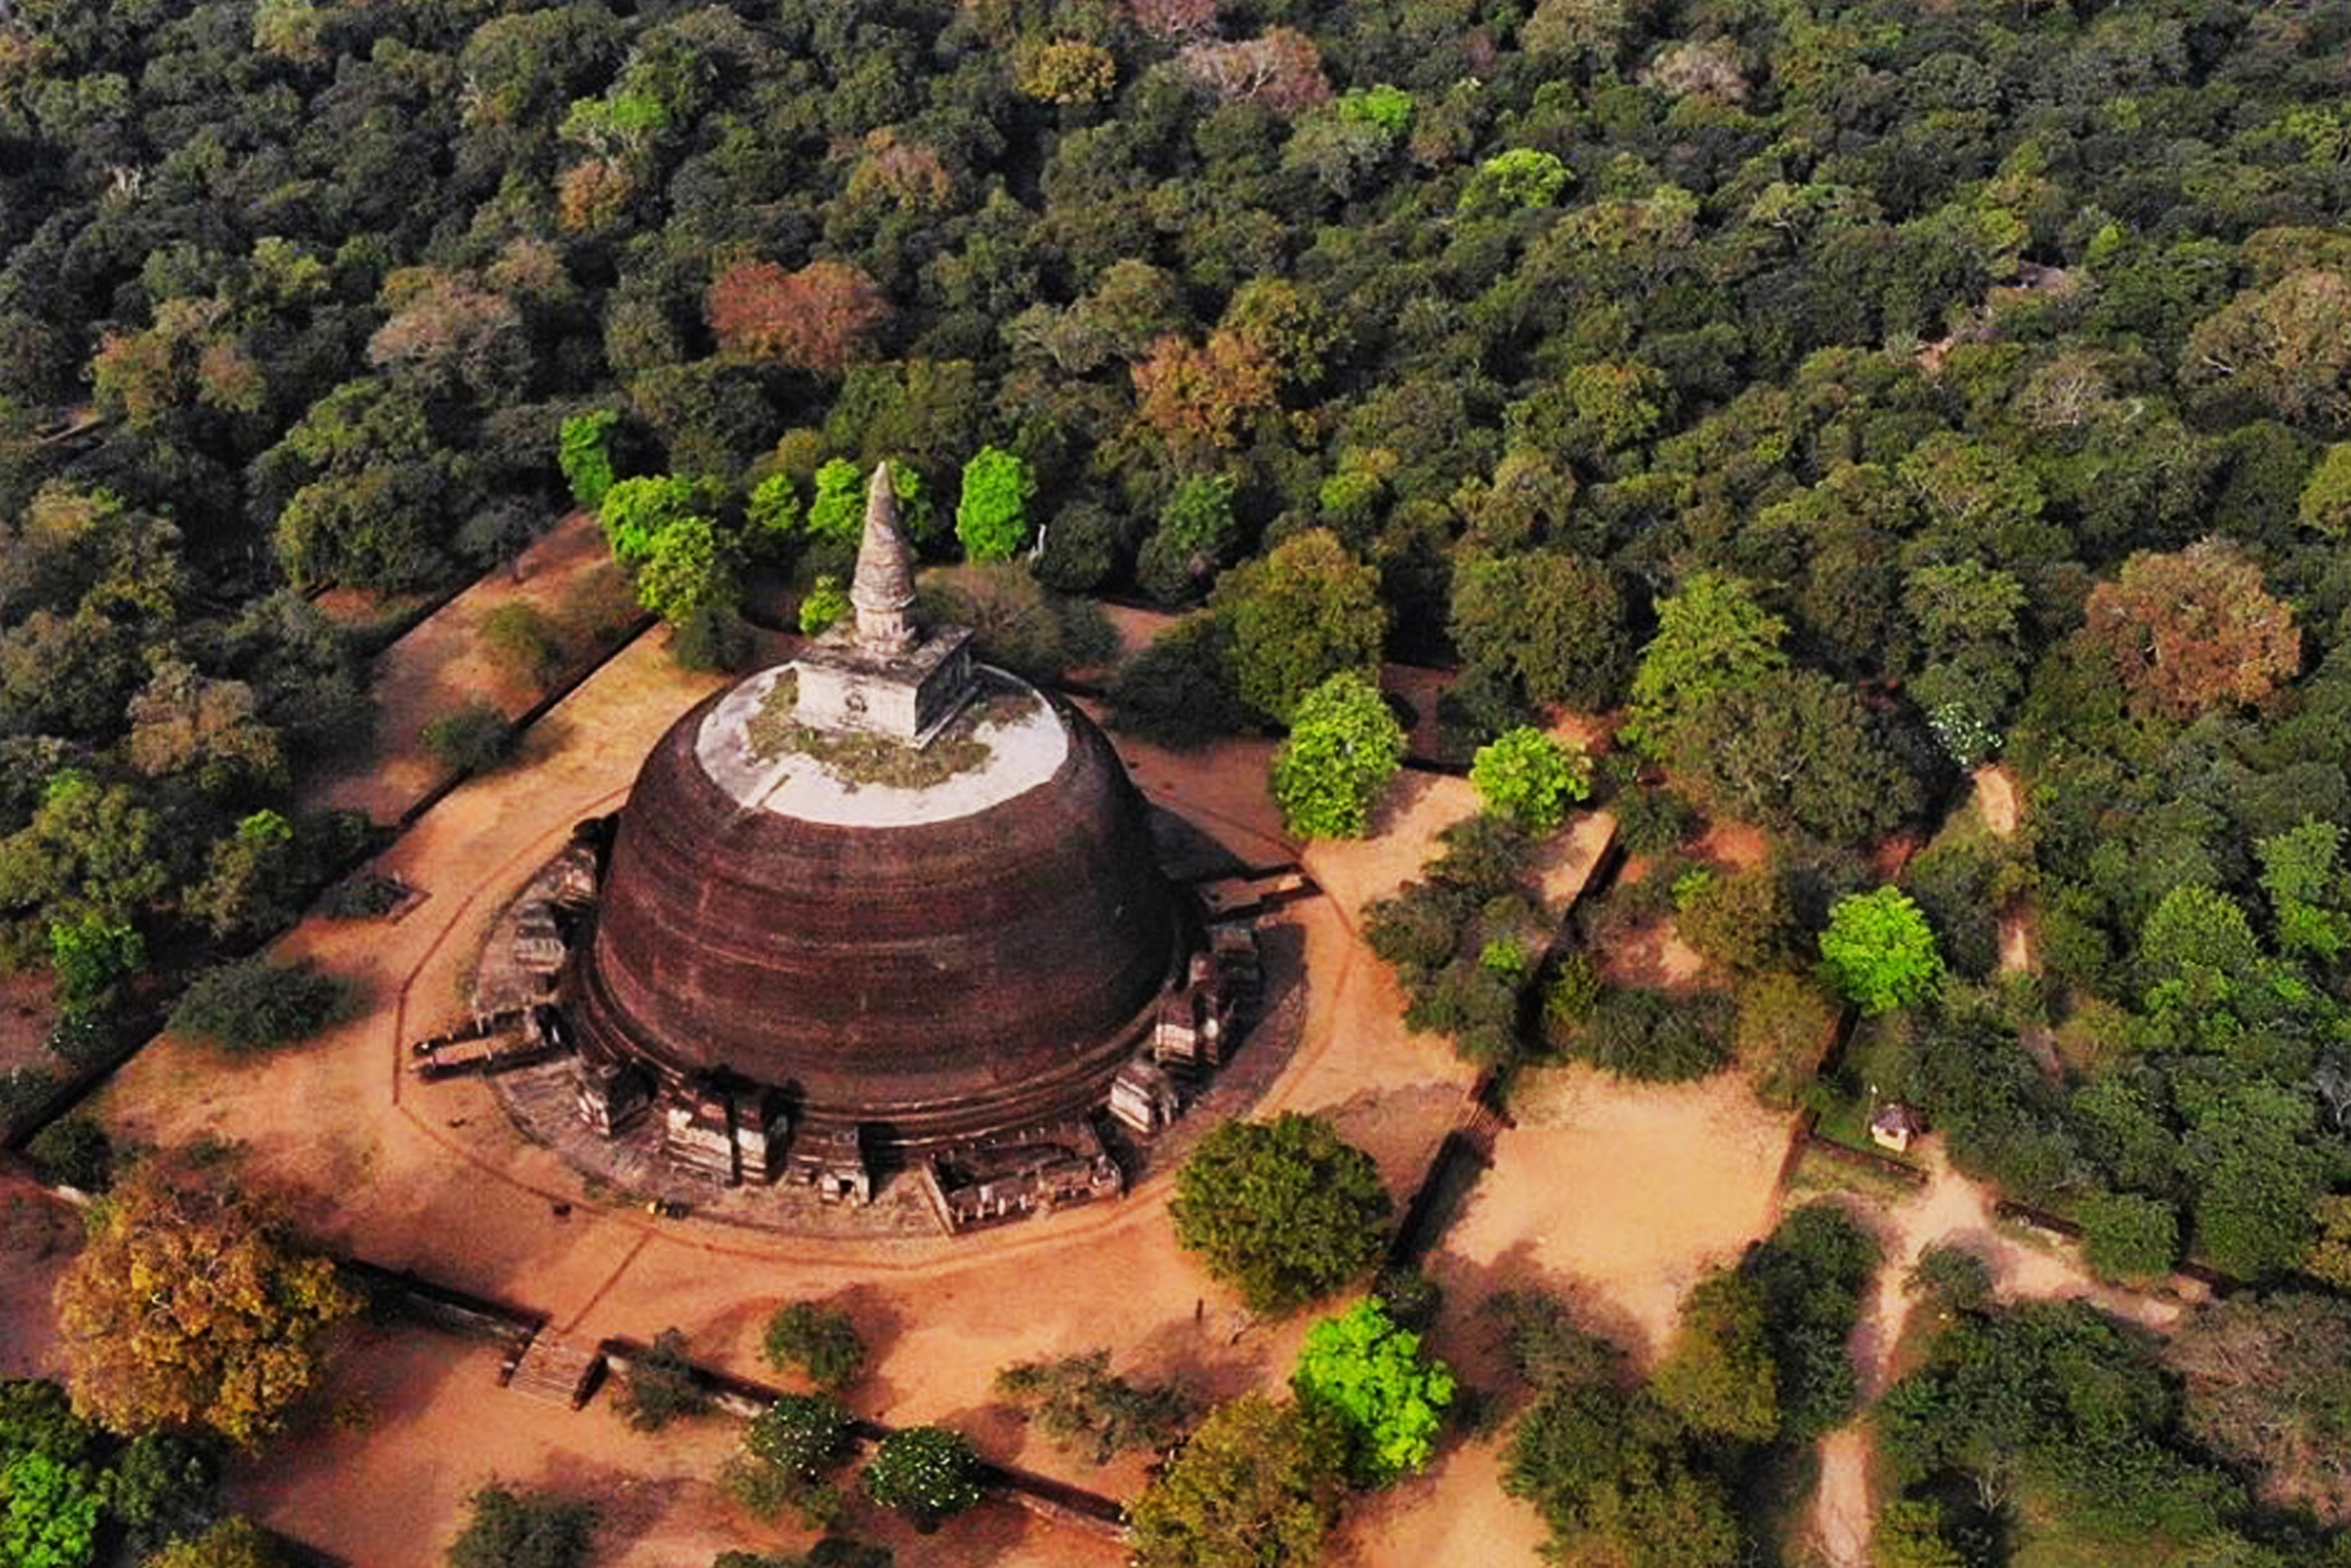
(954, 446, 1037, 564)
(743, 1394, 851, 1485)
(185, 810, 305, 943)
(557, 410, 619, 510)
(1651, 1270, 1778, 1443)
(1448, 551, 1630, 711)
(761, 1302, 866, 1394)
(2257, 820, 2350, 962)
(634, 515, 738, 625)
(1270, 671, 1406, 840)
(1290, 1297, 1456, 1483)
(798, 576, 849, 635)
(747, 471, 804, 555)
(446, 1484, 596, 1568)
(1660, 669, 1920, 848)
(0, 1450, 101, 1568)
(860, 1428, 981, 1532)
(806, 460, 866, 547)
(596, 474, 707, 569)
(1136, 475, 1238, 605)
(1106, 617, 1249, 750)
(1169, 1114, 1391, 1316)
(47, 913, 143, 1015)
(1211, 530, 1387, 724)
(1621, 574, 1787, 757)
(56, 1164, 358, 1448)
(2301, 443, 2351, 536)
(994, 1351, 1191, 1466)
(0, 772, 170, 934)
(1014, 39, 1117, 104)
(1459, 148, 1573, 215)
(1871, 1500, 1965, 1568)
(1819, 888, 1944, 1014)
(1470, 728, 1590, 832)
(1129, 1396, 1347, 1568)
(2079, 1193, 2179, 1283)
(722, 1393, 852, 1526)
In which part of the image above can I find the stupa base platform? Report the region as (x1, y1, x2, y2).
(483, 920, 1307, 1242)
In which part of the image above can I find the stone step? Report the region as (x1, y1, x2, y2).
(508, 1334, 603, 1408)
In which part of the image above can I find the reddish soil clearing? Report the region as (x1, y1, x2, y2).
(0, 1178, 76, 1380)
(303, 512, 635, 824)
(0, 967, 57, 1078)
(1462, 1068, 1796, 1366)
(1348, 1068, 1796, 1565)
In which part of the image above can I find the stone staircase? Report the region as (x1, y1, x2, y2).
(506, 1333, 603, 1408)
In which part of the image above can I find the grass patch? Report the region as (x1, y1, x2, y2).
(746, 669, 1043, 791)
(2013, 1483, 2201, 1568)
(1787, 1143, 1921, 1205)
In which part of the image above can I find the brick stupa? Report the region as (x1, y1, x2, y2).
(567, 464, 1192, 1165)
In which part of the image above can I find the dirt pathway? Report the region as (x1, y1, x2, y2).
(1809, 1141, 2187, 1566)
(1815, 767, 2130, 1565)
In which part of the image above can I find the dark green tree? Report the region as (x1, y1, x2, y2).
(1169, 1114, 1390, 1315)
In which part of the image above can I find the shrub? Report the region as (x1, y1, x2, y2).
(1613, 783, 1695, 858)
(1732, 972, 1836, 1108)
(481, 603, 566, 685)
(419, 701, 512, 773)
(168, 960, 345, 1053)
(761, 1302, 866, 1394)
(25, 1116, 112, 1192)
(994, 1350, 1192, 1465)
(0, 1065, 61, 1129)
(43, 1010, 117, 1070)
(144, 1516, 292, 1568)
(615, 1327, 711, 1432)
(861, 1426, 982, 1531)
(1546, 985, 1731, 1081)
(168, 959, 343, 1054)
(446, 1484, 596, 1568)
(916, 564, 1117, 682)
(1676, 863, 1794, 974)
(670, 601, 753, 672)
(1904, 1243, 1992, 1317)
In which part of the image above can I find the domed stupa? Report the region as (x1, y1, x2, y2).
(560, 467, 1234, 1212)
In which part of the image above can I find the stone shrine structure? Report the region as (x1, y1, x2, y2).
(527, 463, 1246, 1219)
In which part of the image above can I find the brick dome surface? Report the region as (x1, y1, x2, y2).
(571, 673, 1184, 1149)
